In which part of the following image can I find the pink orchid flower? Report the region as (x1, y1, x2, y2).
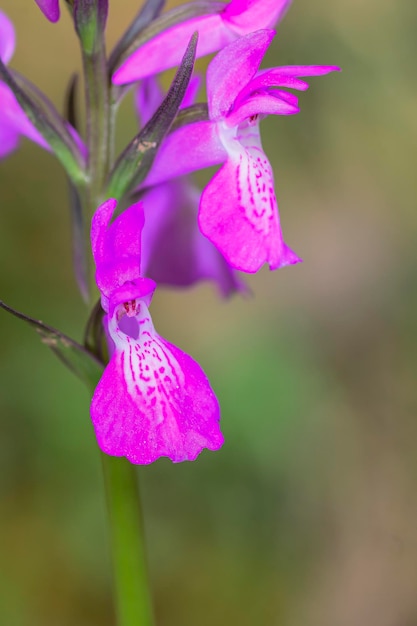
(145, 30, 340, 272)
(90, 198, 224, 464)
(113, 0, 292, 84)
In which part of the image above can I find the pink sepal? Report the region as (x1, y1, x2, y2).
(207, 29, 275, 119)
(113, 13, 234, 85)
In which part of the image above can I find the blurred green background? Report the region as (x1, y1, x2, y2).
(1, 1, 417, 625)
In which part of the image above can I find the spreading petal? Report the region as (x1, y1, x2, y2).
(113, 13, 235, 85)
(0, 10, 15, 64)
(112, 0, 289, 85)
(34, 0, 60, 22)
(235, 64, 340, 105)
(207, 29, 275, 119)
(199, 118, 301, 272)
(141, 178, 243, 296)
(91, 301, 223, 464)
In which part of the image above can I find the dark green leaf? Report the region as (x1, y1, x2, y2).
(0, 300, 104, 388)
(106, 32, 198, 200)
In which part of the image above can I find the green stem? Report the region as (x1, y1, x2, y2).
(80, 16, 154, 626)
(101, 454, 155, 626)
(82, 41, 110, 208)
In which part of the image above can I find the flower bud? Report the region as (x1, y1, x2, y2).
(73, 0, 108, 54)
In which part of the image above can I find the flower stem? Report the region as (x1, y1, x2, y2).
(101, 453, 155, 626)
(82, 40, 110, 209)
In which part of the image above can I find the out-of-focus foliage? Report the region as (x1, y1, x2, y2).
(1, 1, 416, 625)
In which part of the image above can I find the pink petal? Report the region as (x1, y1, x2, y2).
(140, 178, 244, 297)
(0, 118, 19, 158)
(145, 121, 227, 187)
(113, 13, 235, 85)
(0, 82, 50, 155)
(262, 64, 341, 77)
(91, 198, 149, 297)
(226, 90, 299, 127)
(199, 120, 301, 272)
(207, 29, 275, 120)
(223, 0, 292, 32)
(34, 0, 60, 22)
(0, 10, 15, 64)
(91, 198, 118, 266)
(91, 302, 223, 464)
(235, 66, 340, 105)
(112, 0, 291, 85)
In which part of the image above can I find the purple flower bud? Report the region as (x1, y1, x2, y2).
(34, 0, 60, 23)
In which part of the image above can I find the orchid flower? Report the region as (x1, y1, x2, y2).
(34, 0, 60, 23)
(136, 75, 243, 296)
(90, 198, 224, 464)
(144, 29, 340, 273)
(113, 0, 292, 84)
(0, 10, 49, 157)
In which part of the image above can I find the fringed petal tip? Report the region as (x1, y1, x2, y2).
(98, 430, 224, 465)
(269, 243, 302, 270)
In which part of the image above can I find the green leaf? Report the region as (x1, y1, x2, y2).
(0, 61, 87, 185)
(111, 0, 224, 74)
(0, 300, 104, 389)
(106, 32, 198, 200)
